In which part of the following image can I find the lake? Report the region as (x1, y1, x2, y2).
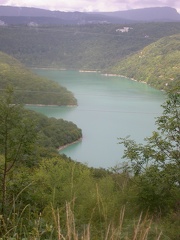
(29, 69, 165, 169)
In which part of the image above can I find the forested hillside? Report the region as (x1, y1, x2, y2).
(0, 22, 180, 70)
(25, 109, 82, 156)
(108, 34, 180, 90)
(0, 51, 77, 105)
(0, 91, 179, 239)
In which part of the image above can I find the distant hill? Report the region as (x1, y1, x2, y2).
(99, 7, 180, 22)
(0, 22, 180, 71)
(0, 51, 77, 105)
(108, 34, 180, 91)
(0, 6, 133, 25)
(0, 6, 179, 25)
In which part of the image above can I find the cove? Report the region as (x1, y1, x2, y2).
(29, 69, 165, 168)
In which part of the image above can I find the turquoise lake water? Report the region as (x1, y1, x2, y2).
(29, 69, 165, 168)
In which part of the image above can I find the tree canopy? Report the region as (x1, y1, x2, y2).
(0, 51, 77, 105)
(119, 92, 180, 214)
(0, 22, 180, 72)
(108, 34, 180, 90)
(0, 91, 179, 240)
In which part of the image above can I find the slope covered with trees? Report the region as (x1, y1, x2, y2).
(108, 34, 180, 90)
(0, 89, 82, 161)
(30, 110, 82, 153)
(0, 23, 180, 71)
(0, 91, 179, 239)
(0, 51, 77, 105)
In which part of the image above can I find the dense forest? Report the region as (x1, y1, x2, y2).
(0, 89, 82, 158)
(0, 51, 77, 105)
(0, 23, 180, 71)
(108, 34, 180, 90)
(0, 91, 179, 239)
(0, 22, 180, 91)
(26, 109, 82, 155)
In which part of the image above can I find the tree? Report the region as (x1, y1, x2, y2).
(0, 88, 38, 219)
(119, 93, 180, 214)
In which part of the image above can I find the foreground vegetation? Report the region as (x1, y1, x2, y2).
(108, 34, 180, 90)
(0, 89, 179, 239)
(0, 51, 77, 105)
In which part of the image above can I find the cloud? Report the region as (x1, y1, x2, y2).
(126, 0, 180, 11)
(0, 0, 180, 12)
(0, 0, 8, 3)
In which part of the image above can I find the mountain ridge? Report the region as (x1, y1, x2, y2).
(0, 6, 179, 25)
(97, 7, 180, 22)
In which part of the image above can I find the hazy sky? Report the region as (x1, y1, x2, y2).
(0, 0, 180, 13)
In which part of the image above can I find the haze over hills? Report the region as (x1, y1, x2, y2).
(0, 6, 180, 25)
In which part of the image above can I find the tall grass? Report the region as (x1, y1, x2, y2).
(0, 202, 163, 239)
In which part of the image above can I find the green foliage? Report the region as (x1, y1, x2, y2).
(27, 110, 82, 152)
(0, 88, 38, 220)
(109, 34, 180, 90)
(0, 90, 82, 160)
(2, 154, 173, 239)
(119, 93, 180, 215)
(0, 89, 81, 231)
(5, 156, 121, 238)
(0, 51, 77, 105)
(0, 23, 180, 91)
(0, 23, 180, 71)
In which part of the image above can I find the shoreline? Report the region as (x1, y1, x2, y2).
(25, 103, 77, 107)
(58, 138, 82, 151)
(101, 73, 150, 85)
(32, 67, 148, 85)
(79, 70, 100, 73)
(31, 67, 67, 71)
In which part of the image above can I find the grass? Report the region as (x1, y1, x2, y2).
(0, 202, 164, 240)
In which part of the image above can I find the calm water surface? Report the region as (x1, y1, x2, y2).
(30, 69, 165, 168)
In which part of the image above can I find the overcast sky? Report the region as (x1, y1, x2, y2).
(0, 0, 180, 13)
